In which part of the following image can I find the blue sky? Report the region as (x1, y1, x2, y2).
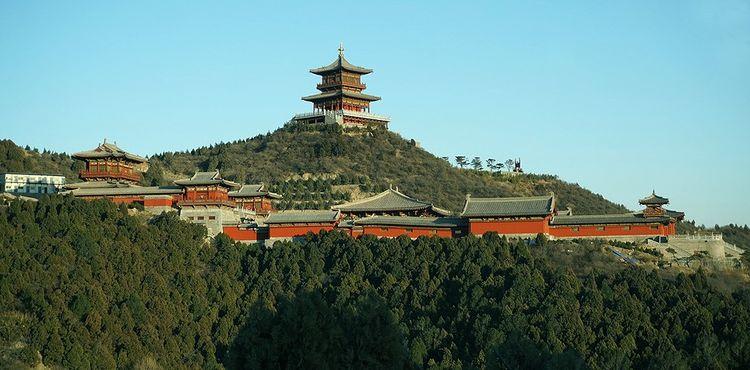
(1, 0, 748, 226)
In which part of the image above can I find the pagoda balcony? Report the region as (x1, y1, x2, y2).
(317, 81, 366, 90)
(177, 199, 236, 208)
(294, 110, 390, 122)
(79, 170, 141, 182)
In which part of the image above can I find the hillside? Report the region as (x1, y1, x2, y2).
(147, 123, 628, 214)
(2, 197, 749, 369)
(0, 139, 80, 180)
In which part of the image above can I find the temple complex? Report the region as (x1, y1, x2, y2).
(293, 45, 390, 128)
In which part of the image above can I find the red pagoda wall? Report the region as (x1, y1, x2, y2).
(468, 216, 551, 236)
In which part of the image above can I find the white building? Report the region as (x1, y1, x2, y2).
(0, 173, 66, 195)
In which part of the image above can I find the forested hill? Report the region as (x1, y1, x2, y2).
(0, 139, 80, 180)
(2, 197, 749, 368)
(147, 124, 628, 214)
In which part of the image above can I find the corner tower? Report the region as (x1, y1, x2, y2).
(293, 45, 390, 128)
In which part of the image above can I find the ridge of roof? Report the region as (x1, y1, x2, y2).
(310, 54, 373, 75)
(331, 188, 449, 215)
(71, 141, 148, 163)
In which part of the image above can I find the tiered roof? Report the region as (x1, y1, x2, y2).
(461, 194, 555, 218)
(302, 90, 381, 102)
(174, 170, 240, 188)
(265, 210, 340, 224)
(332, 188, 450, 216)
(639, 191, 669, 205)
(229, 184, 282, 199)
(310, 53, 373, 75)
(72, 141, 147, 163)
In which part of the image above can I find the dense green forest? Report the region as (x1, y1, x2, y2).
(2, 196, 749, 369)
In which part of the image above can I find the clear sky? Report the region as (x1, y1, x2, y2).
(1, 0, 748, 226)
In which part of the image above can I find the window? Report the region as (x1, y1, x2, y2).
(380, 227, 389, 231)
(650, 225, 659, 230)
(197, 216, 205, 220)
(188, 217, 194, 220)
(431, 230, 438, 235)
(623, 226, 631, 231)
(571, 227, 579, 232)
(208, 216, 216, 220)
(405, 228, 414, 232)
(597, 226, 605, 231)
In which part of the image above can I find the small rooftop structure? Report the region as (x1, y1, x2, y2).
(639, 191, 669, 205)
(228, 184, 282, 199)
(332, 187, 450, 217)
(461, 193, 555, 218)
(174, 170, 240, 189)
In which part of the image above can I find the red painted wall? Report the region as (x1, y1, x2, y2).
(361, 226, 452, 238)
(468, 216, 550, 236)
(222, 226, 259, 241)
(548, 223, 673, 238)
(143, 198, 173, 207)
(268, 224, 336, 238)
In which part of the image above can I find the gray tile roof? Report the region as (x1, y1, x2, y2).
(310, 54, 373, 75)
(332, 188, 450, 216)
(639, 191, 669, 205)
(72, 141, 147, 163)
(64, 185, 183, 197)
(265, 210, 340, 224)
(461, 194, 555, 218)
(228, 184, 283, 199)
(174, 170, 240, 188)
(550, 213, 672, 226)
(353, 216, 466, 228)
(302, 90, 381, 102)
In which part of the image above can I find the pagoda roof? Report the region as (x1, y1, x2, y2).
(639, 191, 669, 205)
(310, 53, 372, 75)
(550, 213, 672, 226)
(72, 141, 147, 163)
(228, 184, 283, 199)
(332, 188, 451, 216)
(302, 90, 381, 102)
(353, 216, 466, 228)
(461, 194, 555, 218)
(265, 210, 340, 224)
(174, 170, 240, 189)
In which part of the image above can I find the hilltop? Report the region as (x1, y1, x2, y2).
(146, 123, 628, 214)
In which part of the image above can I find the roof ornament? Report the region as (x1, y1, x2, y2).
(338, 42, 344, 57)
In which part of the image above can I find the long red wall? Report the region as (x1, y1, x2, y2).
(468, 217, 550, 236)
(268, 224, 336, 238)
(361, 225, 453, 238)
(222, 226, 259, 241)
(548, 223, 673, 238)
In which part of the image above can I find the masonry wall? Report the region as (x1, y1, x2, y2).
(468, 216, 551, 236)
(222, 225, 259, 241)
(268, 224, 336, 239)
(360, 225, 453, 238)
(548, 223, 673, 239)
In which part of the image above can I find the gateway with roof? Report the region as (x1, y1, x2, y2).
(332, 186, 450, 218)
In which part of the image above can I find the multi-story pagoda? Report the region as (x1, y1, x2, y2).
(293, 45, 390, 128)
(71, 140, 148, 184)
